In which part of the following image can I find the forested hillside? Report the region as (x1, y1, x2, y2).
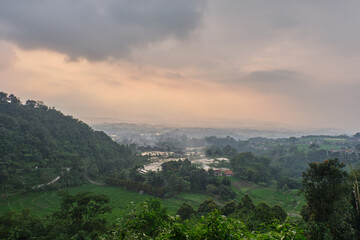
(0, 92, 136, 193)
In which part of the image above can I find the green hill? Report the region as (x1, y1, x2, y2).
(0, 92, 136, 193)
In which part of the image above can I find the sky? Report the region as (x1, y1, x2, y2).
(0, 0, 360, 132)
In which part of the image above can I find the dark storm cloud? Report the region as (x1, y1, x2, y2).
(0, 0, 206, 61)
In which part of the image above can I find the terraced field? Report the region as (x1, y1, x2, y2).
(0, 180, 305, 222)
(230, 178, 305, 213)
(0, 184, 212, 221)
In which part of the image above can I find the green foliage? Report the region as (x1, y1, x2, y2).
(221, 200, 237, 216)
(277, 176, 301, 190)
(0, 209, 45, 240)
(205, 145, 237, 157)
(121, 198, 169, 238)
(205, 136, 249, 153)
(243, 187, 305, 213)
(272, 205, 287, 222)
(176, 202, 195, 220)
(206, 135, 360, 181)
(184, 210, 305, 239)
(254, 202, 275, 223)
(0, 194, 303, 239)
(49, 191, 111, 239)
(0, 191, 111, 240)
(0, 92, 136, 193)
(106, 199, 304, 240)
(196, 199, 219, 216)
(218, 184, 236, 200)
(239, 194, 255, 213)
(301, 159, 348, 222)
(230, 152, 272, 184)
(112, 159, 237, 199)
(0, 184, 213, 220)
(301, 159, 356, 239)
(282, 184, 290, 192)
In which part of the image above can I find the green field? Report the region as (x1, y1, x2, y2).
(229, 177, 305, 213)
(0, 184, 213, 222)
(249, 188, 304, 213)
(0, 181, 305, 222)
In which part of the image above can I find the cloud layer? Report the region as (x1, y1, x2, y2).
(0, 0, 205, 61)
(1, 1, 360, 132)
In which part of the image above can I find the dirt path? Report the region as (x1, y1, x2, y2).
(288, 212, 302, 217)
(33, 176, 61, 189)
(85, 175, 105, 186)
(231, 180, 259, 193)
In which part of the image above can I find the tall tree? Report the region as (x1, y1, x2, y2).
(50, 191, 111, 239)
(301, 159, 355, 239)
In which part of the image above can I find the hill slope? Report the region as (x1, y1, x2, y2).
(0, 92, 136, 193)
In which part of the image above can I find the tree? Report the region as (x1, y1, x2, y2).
(8, 94, 20, 104)
(0, 209, 46, 239)
(0, 92, 8, 102)
(129, 165, 145, 182)
(25, 100, 37, 108)
(50, 191, 111, 239)
(239, 194, 254, 213)
(282, 184, 290, 192)
(122, 198, 168, 238)
(301, 159, 355, 239)
(176, 202, 195, 220)
(254, 202, 273, 222)
(146, 171, 164, 187)
(221, 200, 237, 216)
(218, 185, 236, 200)
(197, 199, 219, 216)
(271, 205, 287, 222)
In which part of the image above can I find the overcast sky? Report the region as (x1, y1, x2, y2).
(0, 0, 359, 132)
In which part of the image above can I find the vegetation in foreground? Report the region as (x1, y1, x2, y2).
(0, 192, 301, 240)
(1, 158, 360, 239)
(0, 184, 212, 219)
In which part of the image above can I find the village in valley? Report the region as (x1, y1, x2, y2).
(140, 148, 234, 177)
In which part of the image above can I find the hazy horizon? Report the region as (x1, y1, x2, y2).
(1, 1, 360, 132)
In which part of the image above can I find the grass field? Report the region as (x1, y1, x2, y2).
(249, 188, 304, 213)
(0, 184, 213, 222)
(0, 181, 305, 222)
(229, 177, 305, 213)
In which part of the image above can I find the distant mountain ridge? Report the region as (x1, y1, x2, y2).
(93, 122, 345, 143)
(0, 92, 136, 193)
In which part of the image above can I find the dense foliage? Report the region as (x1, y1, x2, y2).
(0, 92, 136, 193)
(205, 135, 360, 190)
(0, 193, 299, 240)
(113, 198, 301, 240)
(0, 191, 111, 239)
(300, 159, 359, 239)
(230, 152, 273, 185)
(106, 159, 237, 199)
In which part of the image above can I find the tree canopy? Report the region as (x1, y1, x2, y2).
(0, 92, 137, 193)
(301, 159, 356, 239)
